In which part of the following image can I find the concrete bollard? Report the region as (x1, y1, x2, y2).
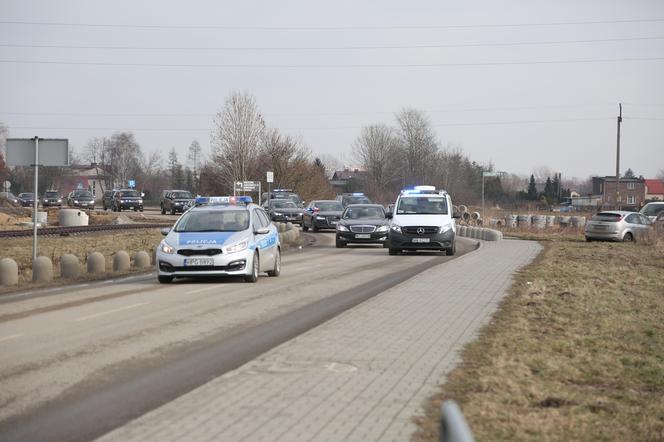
(0, 258, 19, 286)
(277, 223, 286, 233)
(32, 256, 53, 283)
(285, 222, 295, 231)
(60, 254, 80, 279)
(482, 229, 503, 241)
(87, 252, 106, 274)
(113, 251, 130, 272)
(133, 251, 151, 269)
(458, 225, 467, 237)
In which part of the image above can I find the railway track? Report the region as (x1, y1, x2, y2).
(0, 223, 172, 238)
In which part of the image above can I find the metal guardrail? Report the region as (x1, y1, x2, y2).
(440, 401, 475, 442)
(0, 223, 172, 238)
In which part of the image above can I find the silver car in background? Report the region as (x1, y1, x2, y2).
(585, 211, 653, 242)
(640, 202, 664, 223)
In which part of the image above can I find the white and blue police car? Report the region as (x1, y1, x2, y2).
(156, 196, 281, 283)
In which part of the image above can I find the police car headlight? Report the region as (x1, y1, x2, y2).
(315, 216, 326, 220)
(337, 224, 348, 231)
(225, 239, 248, 254)
(390, 224, 402, 234)
(175, 202, 181, 205)
(376, 225, 389, 233)
(160, 241, 176, 254)
(439, 225, 452, 234)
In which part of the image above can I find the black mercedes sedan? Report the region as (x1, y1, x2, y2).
(335, 204, 389, 248)
(302, 200, 344, 232)
(265, 199, 304, 225)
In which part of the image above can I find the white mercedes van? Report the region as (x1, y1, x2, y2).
(386, 185, 459, 255)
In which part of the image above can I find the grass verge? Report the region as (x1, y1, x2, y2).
(414, 237, 664, 441)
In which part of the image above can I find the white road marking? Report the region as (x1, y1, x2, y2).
(0, 333, 24, 343)
(186, 286, 220, 295)
(73, 302, 151, 322)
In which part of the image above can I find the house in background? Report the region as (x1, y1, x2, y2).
(645, 179, 664, 201)
(591, 176, 646, 208)
(52, 164, 109, 202)
(330, 168, 368, 194)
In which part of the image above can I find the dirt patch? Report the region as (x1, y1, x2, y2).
(413, 235, 664, 441)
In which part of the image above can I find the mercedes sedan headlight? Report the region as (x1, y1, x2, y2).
(376, 225, 389, 232)
(337, 224, 349, 231)
(225, 239, 248, 254)
(315, 216, 326, 220)
(160, 241, 175, 254)
(390, 224, 402, 234)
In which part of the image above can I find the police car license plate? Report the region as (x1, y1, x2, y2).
(184, 258, 214, 266)
(355, 234, 371, 239)
(412, 238, 430, 243)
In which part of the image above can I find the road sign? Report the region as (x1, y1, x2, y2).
(3, 180, 10, 189)
(482, 171, 499, 177)
(266, 171, 274, 183)
(6, 138, 69, 166)
(242, 181, 260, 191)
(128, 179, 136, 188)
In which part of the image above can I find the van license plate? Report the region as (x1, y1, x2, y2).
(412, 238, 430, 243)
(355, 234, 371, 239)
(184, 258, 214, 266)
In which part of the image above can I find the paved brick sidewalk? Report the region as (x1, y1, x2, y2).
(99, 239, 541, 442)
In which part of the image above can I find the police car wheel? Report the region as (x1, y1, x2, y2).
(245, 252, 259, 283)
(267, 248, 281, 277)
(158, 275, 173, 284)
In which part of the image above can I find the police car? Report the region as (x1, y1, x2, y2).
(156, 196, 281, 283)
(386, 186, 459, 256)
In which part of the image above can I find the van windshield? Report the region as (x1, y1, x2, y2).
(397, 197, 448, 215)
(641, 204, 664, 217)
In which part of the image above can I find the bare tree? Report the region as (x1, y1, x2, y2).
(352, 124, 401, 194)
(107, 132, 143, 188)
(395, 108, 438, 185)
(211, 91, 265, 192)
(186, 139, 203, 192)
(0, 121, 7, 153)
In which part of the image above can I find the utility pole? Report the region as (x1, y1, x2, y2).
(615, 103, 622, 210)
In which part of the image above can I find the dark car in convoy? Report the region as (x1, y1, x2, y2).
(336, 192, 372, 208)
(0, 191, 19, 205)
(161, 190, 195, 214)
(112, 189, 143, 212)
(261, 189, 304, 208)
(102, 190, 115, 211)
(302, 200, 344, 232)
(264, 199, 304, 225)
(42, 190, 63, 207)
(67, 190, 95, 209)
(17, 192, 36, 207)
(335, 204, 389, 248)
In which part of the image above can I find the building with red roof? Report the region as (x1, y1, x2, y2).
(645, 179, 664, 201)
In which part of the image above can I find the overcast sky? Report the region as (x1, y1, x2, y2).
(1, 0, 663, 180)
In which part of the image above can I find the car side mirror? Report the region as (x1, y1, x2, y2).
(255, 227, 270, 235)
(160, 228, 171, 236)
(385, 212, 393, 219)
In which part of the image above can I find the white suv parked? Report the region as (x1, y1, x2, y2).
(386, 186, 459, 255)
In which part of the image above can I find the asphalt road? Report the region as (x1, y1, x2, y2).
(0, 233, 476, 442)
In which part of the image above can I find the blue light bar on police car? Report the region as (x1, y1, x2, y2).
(351, 192, 365, 196)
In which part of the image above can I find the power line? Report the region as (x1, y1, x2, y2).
(1, 57, 663, 69)
(0, 104, 620, 118)
(6, 118, 614, 132)
(2, 36, 663, 51)
(1, 18, 664, 31)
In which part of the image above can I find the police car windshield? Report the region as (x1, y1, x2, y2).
(343, 206, 385, 220)
(173, 191, 193, 199)
(344, 196, 371, 205)
(397, 196, 448, 215)
(174, 210, 250, 232)
(271, 201, 297, 209)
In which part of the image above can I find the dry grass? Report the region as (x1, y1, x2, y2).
(0, 229, 164, 292)
(414, 235, 664, 441)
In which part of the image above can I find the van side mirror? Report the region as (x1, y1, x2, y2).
(385, 212, 393, 219)
(453, 211, 461, 219)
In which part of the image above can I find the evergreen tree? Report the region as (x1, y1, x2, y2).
(544, 177, 555, 204)
(527, 174, 538, 200)
(552, 173, 561, 203)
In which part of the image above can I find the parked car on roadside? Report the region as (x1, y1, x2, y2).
(640, 202, 664, 223)
(42, 190, 63, 207)
(302, 200, 344, 232)
(17, 192, 36, 207)
(264, 199, 304, 225)
(67, 189, 95, 209)
(161, 190, 195, 215)
(112, 189, 143, 212)
(335, 204, 389, 248)
(584, 211, 653, 242)
(0, 191, 19, 205)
